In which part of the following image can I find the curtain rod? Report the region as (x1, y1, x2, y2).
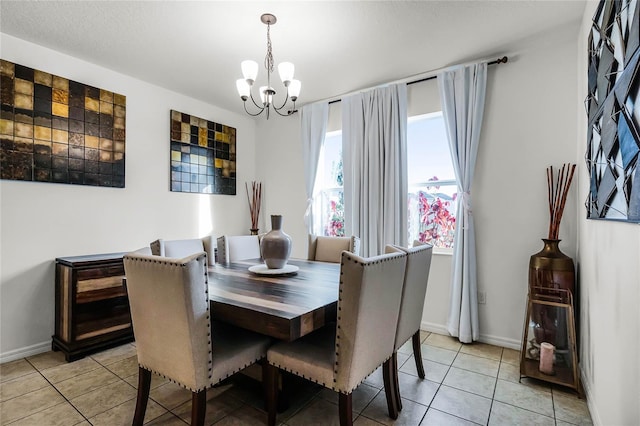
(326, 56, 508, 105)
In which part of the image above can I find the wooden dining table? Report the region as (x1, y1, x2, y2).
(207, 258, 340, 341)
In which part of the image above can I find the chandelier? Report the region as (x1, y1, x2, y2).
(236, 13, 301, 119)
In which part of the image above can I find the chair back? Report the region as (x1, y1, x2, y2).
(308, 234, 361, 263)
(216, 235, 261, 263)
(123, 252, 212, 391)
(386, 241, 433, 350)
(334, 250, 406, 393)
(150, 236, 215, 266)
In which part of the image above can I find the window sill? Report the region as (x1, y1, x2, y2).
(433, 247, 453, 256)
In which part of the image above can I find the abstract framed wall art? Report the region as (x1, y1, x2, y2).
(169, 110, 236, 195)
(0, 60, 126, 187)
(585, 0, 639, 222)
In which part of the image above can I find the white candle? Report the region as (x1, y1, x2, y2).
(539, 342, 555, 375)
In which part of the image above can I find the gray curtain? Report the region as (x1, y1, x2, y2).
(438, 63, 487, 343)
(300, 102, 329, 234)
(342, 84, 408, 256)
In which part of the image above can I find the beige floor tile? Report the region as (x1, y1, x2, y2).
(89, 395, 166, 426)
(54, 365, 120, 399)
(460, 342, 503, 361)
(419, 330, 431, 342)
(362, 366, 384, 389)
(0, 386, 66, 423)
(398, 339, 413, 355)
(317, 382, 380, 413)
(214, 404, 267, 425)
(424, 333, 462, 352)
(146, 411, 189, 425)
(361, 391, 428, 426)
(493, 379, 554, 417)
(354, 415, 385, 425)
(0, 372, 49, 402)
(497, 362, 551, 391)
(124, 370, 169, 390)
(0, 358, 37, 383)
(150, 381, 192, 410)
(399, 357, 449, 383)
(40, 357, 101, 384)
(430, 385, 491, 425)
(286, 397, 341, 426)
(396, 371, 439, 406)
(421, 408, 478, 426)
(7, 401, 85, 426)
(26, 350, 67, 371)
(501, 348, 521, 365)
(553, 391, 593, 425)
(70, 379, 137, 418)
(172, 391, 243, 425)
(452, 353, 500, 377)
(488, 400, 555, 425)
(106, 355, 139, 378)
(90, 343, 137, 366)
(421, 344, 458, 365)
(443, 366, 496, 398)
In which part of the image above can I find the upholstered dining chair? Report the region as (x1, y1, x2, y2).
(265, 250, 407, 426)
(307, 234, 361, 263)
(149, 236, 215, 266)
(384, 241, 433, 414)
(123, 251, 271, 426)
(216, 235, 261, 263)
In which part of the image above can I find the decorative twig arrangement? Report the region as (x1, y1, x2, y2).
(245, 181, 262, 231)
(546, 163, 576, 240)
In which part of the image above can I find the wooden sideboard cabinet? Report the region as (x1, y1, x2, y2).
(52, 253, 134, 361)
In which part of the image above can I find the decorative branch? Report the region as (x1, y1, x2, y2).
(245, 181, 262, 230)
(547, 163, 576, 240)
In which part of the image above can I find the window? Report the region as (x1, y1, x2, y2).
(313, 130, 344, 236)
(314, 112, 458, 248)
(407, 112, 457, 249)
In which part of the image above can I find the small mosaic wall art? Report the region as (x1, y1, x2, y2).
(0, 60, 126, 187)
(170, 110, 236, 195)
(585, 0, 639, 222)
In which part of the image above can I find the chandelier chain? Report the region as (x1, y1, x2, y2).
(264, 23, 274, 74)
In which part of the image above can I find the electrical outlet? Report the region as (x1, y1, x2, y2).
(478, 291, 486, 304)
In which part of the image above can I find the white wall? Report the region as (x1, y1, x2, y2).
(575, 2, 640, 425)
(0, 34, 257, 361)
(254, 26, 580, 349)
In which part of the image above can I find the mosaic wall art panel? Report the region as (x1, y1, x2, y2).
(0, 60, 126, 187)
(586, 0, 639, 221)
(170, 110, 236, 195)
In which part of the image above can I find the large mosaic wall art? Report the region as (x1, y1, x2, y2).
(586, 0, 639, 221)
(0, 60, 126, 187)
(170, 110, 236, 195)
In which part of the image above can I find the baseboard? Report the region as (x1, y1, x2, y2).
(0, 340, 50, 363)
(580, 366, 601, 426)
(421, 321, 521, 350)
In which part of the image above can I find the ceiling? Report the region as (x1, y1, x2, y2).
(0, 1, 587, 117)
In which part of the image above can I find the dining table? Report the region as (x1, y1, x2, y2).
(207, 258, 340, 341)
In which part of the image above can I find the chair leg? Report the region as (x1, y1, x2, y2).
(382, 358, 399, 419)
(338, 392, 353, 426)
(392, 352, 403, 411)
(412, 331, 425, 379)
(191, 389, 206, 426)
(133, 367, 151, 426)
(265, 363, 279, 426)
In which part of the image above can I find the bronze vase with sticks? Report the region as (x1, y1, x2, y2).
(246, 181, 262, 235)
(529, 163, 576, 348)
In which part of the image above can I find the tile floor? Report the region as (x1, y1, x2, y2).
(0, 331, 593, 425)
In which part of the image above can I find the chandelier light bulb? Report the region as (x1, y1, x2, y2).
(288, 79, 301, 101)
(236, 79, 250, 100)
(241, 60, 258, 85)
(278, 62, 295, 86)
